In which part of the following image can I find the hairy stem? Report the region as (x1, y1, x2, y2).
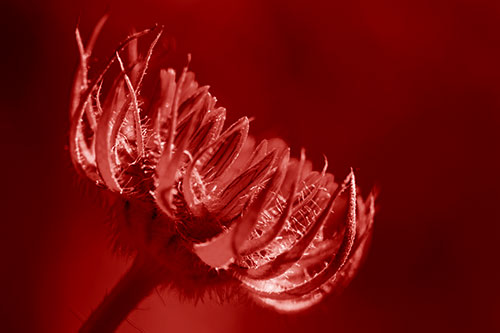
(79, 253, 169, 333)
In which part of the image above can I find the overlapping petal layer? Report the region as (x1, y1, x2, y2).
(69, 19, 375, 312)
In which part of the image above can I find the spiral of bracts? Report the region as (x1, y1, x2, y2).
(69, 18, 375, 312)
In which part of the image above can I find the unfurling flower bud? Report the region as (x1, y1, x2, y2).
(70, 17, 375, 328)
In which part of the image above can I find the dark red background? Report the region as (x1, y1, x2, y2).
(1, 0, 498, 332)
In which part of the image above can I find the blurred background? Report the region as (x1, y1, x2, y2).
(1, 0, 498, 332)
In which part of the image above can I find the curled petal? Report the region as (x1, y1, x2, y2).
(239, 171, 357, 298)
(211, 148, 278, 220)
(69, 19, 108, 182)
(70, 14, 108, 117)
(187, 106, 225, 154)
(236, 149, 304, 256)
(94, 79, 130, 193)
(70, 26, 159, 184)
(199, 117, 249, 181)
(193, 149, 286, 269)
(235, 171, 344, 280)
(181, 117, 249, 216)
(255, 192, 375, 312)
(115, 52, 144, 158)
(178, 70, 199, 107)
(174, 87, 211, 149)
(243, 140, 268, 169)
(154, 69, 177, 142)
(230, 150, 289, 254)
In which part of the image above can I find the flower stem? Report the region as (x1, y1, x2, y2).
(79, 253, 169, 333)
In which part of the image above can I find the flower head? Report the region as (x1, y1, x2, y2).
(70, 17, 375, 313)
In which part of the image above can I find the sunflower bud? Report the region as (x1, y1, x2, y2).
(70, 18, 376, 330)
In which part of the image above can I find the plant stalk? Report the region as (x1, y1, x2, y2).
(79, 253, 169, 333)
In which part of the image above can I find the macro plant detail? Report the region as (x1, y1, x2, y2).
(69, 17, 376, 332)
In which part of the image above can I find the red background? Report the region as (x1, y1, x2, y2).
(1, 0, 498, 332)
